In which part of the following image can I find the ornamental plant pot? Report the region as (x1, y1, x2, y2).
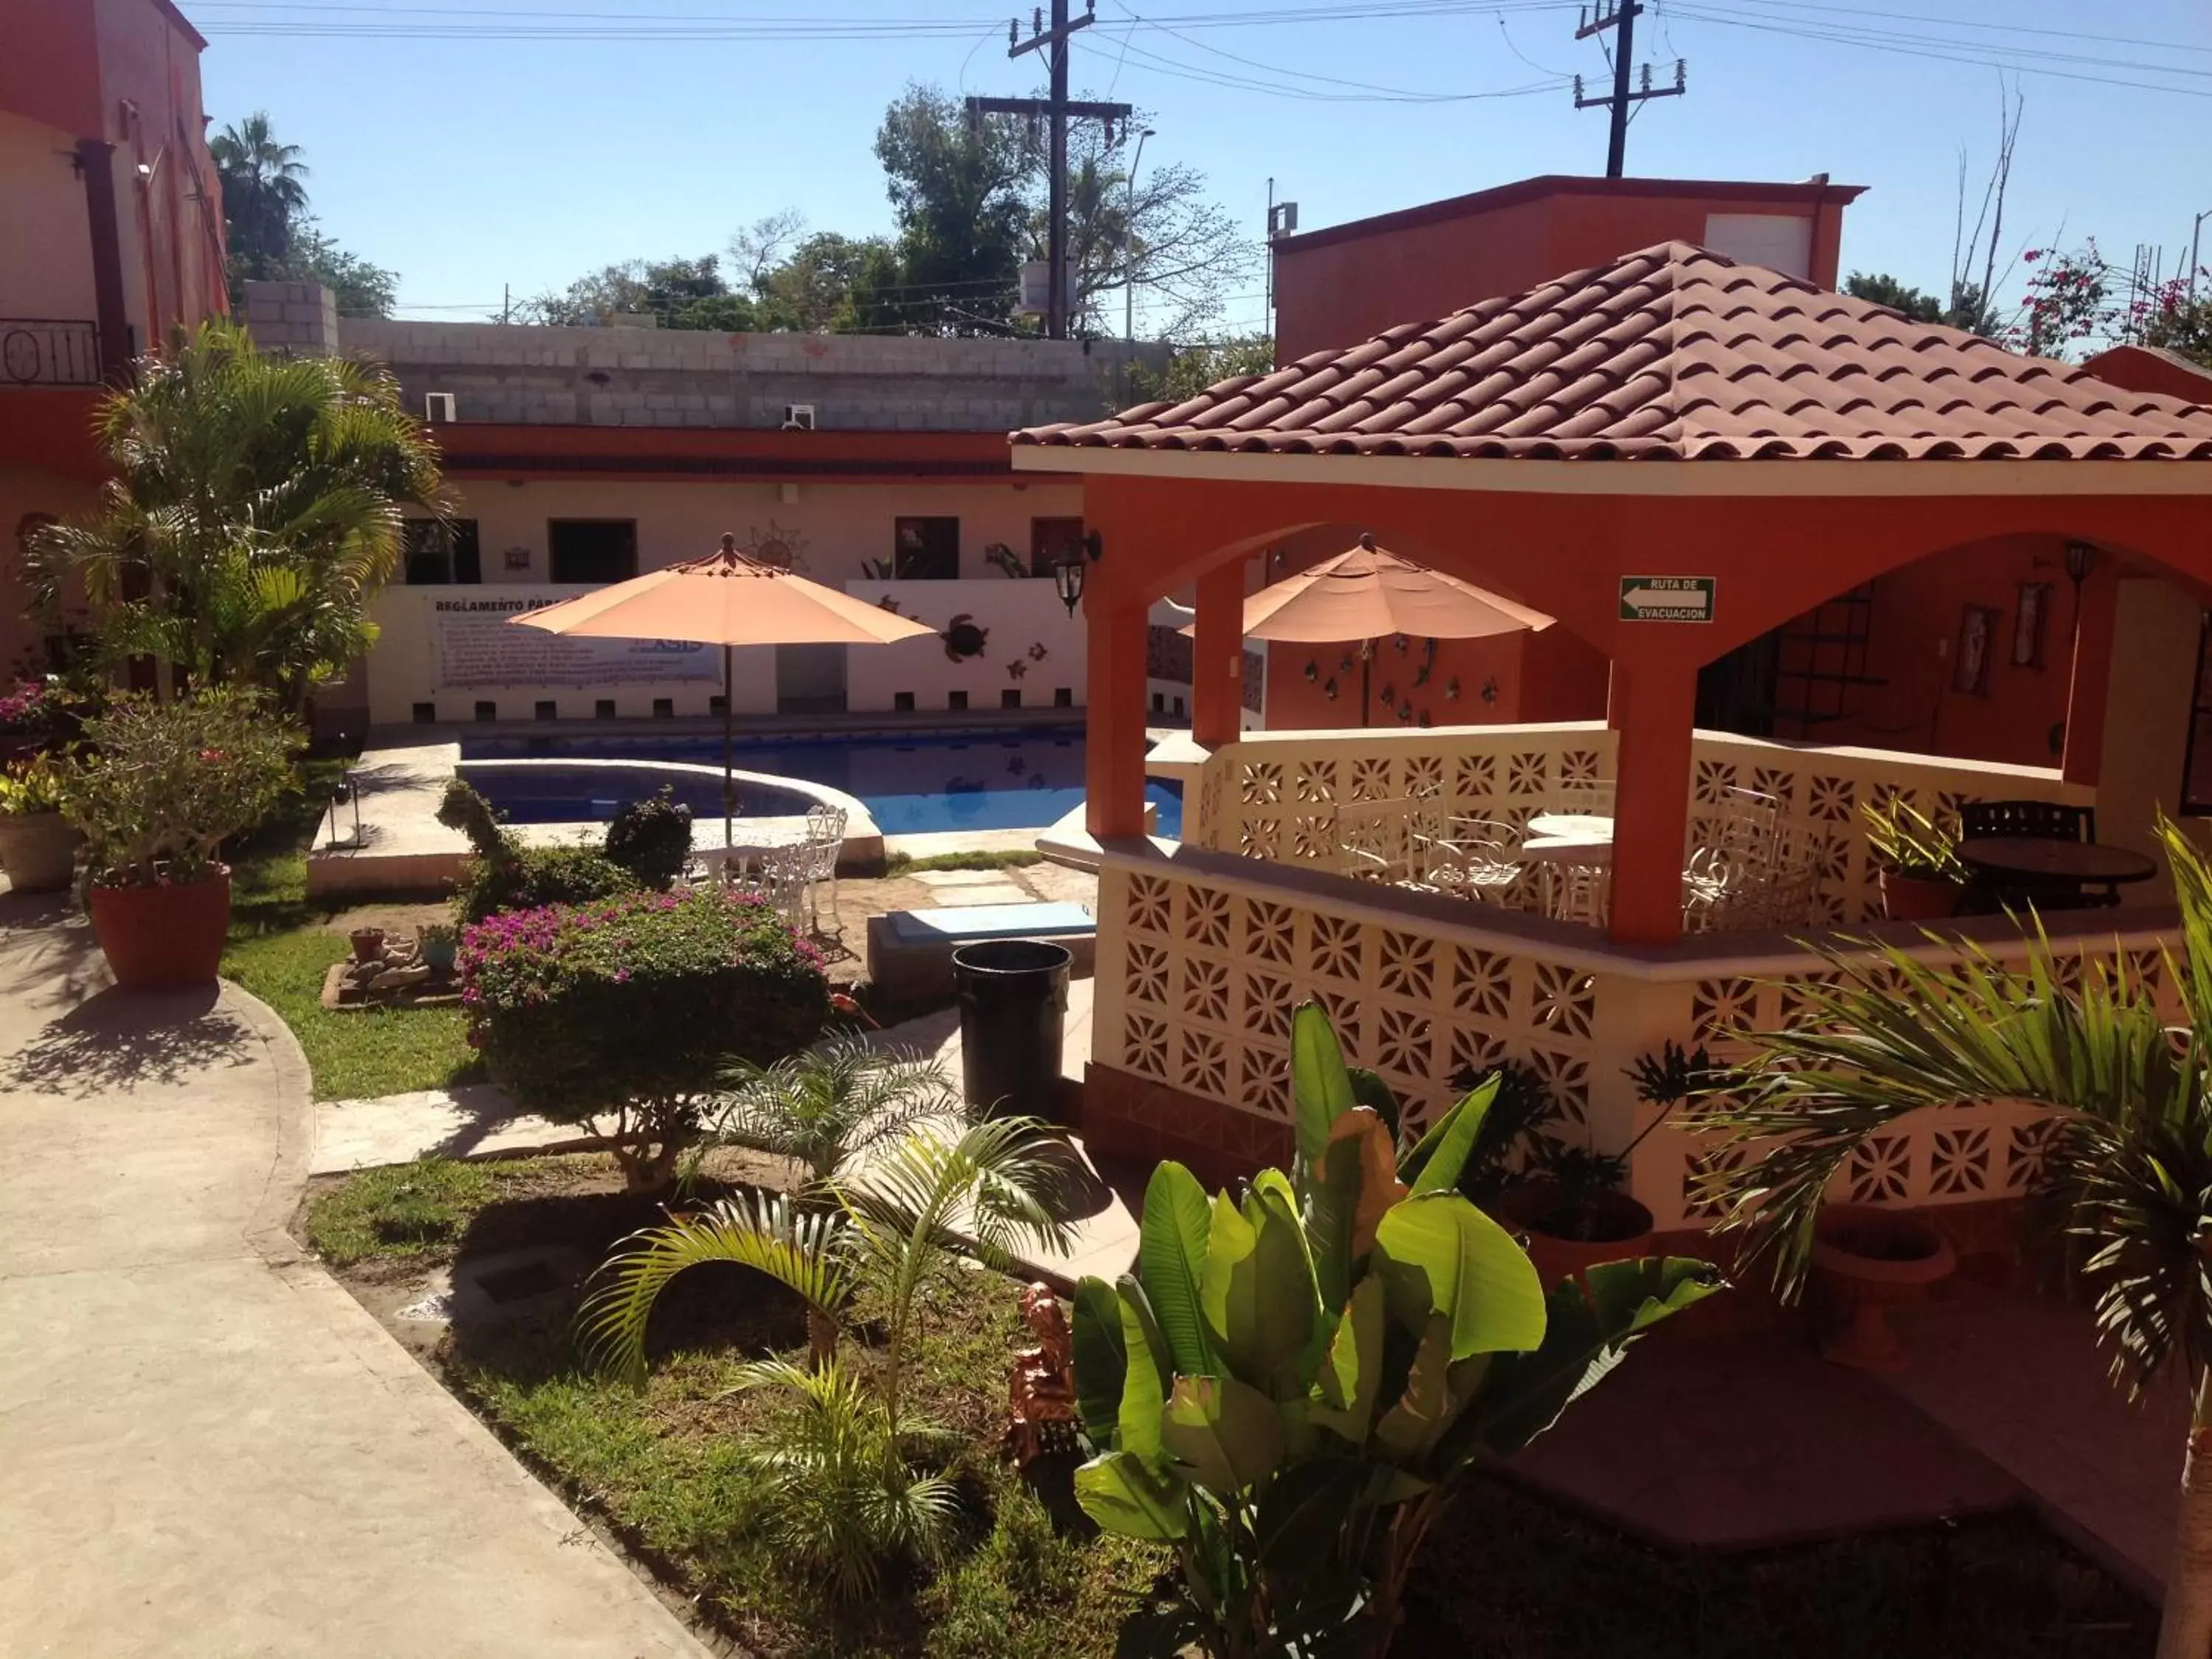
(0, 812, 82, 894)
(1496, 1178, 1656, 1287)
(1879, 869, 1960, 922)
(86, 868, 233, 990)
(1809, 1203, 1956, 1372)
(349, 926, 388, 964)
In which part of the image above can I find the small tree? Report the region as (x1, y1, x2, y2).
(59, 689, 299, 888)
(458, 886, 831, 1188)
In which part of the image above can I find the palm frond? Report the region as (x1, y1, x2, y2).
(575, 1190, 854, 1385)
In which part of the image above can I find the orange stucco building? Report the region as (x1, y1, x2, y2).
(1252, 175, 2212, 787)
(0, 0, 227, 671)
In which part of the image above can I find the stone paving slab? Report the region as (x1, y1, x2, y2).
(0, 897, 711, 1659)
(313, 1083, 584, 1175)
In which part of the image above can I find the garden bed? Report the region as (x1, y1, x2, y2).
(299, 1152, 2157, 1659)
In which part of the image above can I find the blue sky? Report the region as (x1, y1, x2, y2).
(194, 0, 2212, 337)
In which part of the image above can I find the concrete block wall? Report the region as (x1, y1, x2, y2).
(239, 280, 339, 356)
(272, 303, 1172, 431)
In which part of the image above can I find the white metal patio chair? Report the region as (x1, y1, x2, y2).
(801, 804, 847, 937)
(1410, 815, 1528, 906)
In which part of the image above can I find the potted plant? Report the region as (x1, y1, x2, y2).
(0, 754, 83, 893)
(348, 925, 387, 964)
(60, 690, 299, 989)
(416, 922, 459, 975)
(1496, 1041, 1728, 1284)
(1807, 1203, 1955, 1371)
(1863, 796, 1965, 921)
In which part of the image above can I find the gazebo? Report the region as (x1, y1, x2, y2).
(1009, 241, 2212, 1223)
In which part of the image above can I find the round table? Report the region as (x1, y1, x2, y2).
(1955, 836, 2157, 900)
(1520, 813, 1614, 866)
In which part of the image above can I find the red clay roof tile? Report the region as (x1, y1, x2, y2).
(1018, 243, 2212, 462)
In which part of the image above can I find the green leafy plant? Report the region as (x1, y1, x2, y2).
(26, 319, 442, 712)
(1696, 818, 2212, 1659)
(718, 1357, 962, 1601)
(1512, 1042, 1734, 1242)
(58, 689, 299, 887)
(459, 886, 830, 1188)
(577, 1113, 1079, 1596)
(1441, 1057, 1558, 1204)
(437, 777, 637, 922)
(708, 1037, 964, 1194)
(0, 754, 69, 817)
(1860, 796, 1966, 883)
(604, 786, 693, 889)
(1072, 1003, 1724, 1657)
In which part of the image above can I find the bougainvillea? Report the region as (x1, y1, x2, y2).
(459, 886, 830, 1188)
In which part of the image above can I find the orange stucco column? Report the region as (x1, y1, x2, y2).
(2062, 568, 2119, 787)
(1607, 659, 1699, 945)
(1192, 560, 1246, 750)
(1086, 599, 1151, 839)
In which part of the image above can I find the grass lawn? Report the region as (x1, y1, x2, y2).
(221, 762, 479, 1101)
(883, 849, 1044, 875)
(307, 1156, 2157, 1659)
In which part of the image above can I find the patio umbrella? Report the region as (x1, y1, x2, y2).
(511, 533, 936, 845)
(1186, 532, 1555, 723)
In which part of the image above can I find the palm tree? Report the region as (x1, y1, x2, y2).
(27, 319, 443, 712)
(1702, 818, 2212, 1659)
(211, 112, 310, 276)
(709, 1037, 964, 1197)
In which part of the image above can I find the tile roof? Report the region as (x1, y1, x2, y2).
(1015, 242, 2212, 462)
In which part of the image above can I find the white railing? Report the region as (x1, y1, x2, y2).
(1091, 841, 2178, 1234)
(1186, 723, 2094, 925)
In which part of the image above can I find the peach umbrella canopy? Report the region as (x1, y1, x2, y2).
(1214, 533, 1556, 643)
(509, 533, 938, 647)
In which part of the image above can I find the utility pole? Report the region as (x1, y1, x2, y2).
(967, 0, 1131, 339)
(1572, 1, 1684, 178)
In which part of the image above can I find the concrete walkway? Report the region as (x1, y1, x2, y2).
(0, 893, 710, 1659)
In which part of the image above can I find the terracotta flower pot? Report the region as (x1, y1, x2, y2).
(1809, 1203, 1956, 1372)
(349, 926, 388, 964)
(0, 811, 83, 893)
(86, 868, 233, 990)
(1879, 869, 1960, 922)
(1498, 1179, 1656, 1286)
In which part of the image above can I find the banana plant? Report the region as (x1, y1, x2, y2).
(1072, 1003, 1724, 1658)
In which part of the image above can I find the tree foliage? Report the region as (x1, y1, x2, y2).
(27, 320, 443, 711)
(1843, 271, 1994, 335)
(211, 111, 398, 319)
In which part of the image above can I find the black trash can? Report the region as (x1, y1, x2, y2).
(952, 938, 1073, 1121)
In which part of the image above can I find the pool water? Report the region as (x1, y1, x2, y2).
(462, 726, 1183, 838)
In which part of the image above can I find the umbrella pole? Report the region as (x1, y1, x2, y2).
(722, 643, 735, 850)
(1360, 641, 1372, 727)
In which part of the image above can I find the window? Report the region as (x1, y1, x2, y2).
(403, 518, 481, 585)
(549, 519, 638, 584)
(2183, 613, 2212, 815)
(893, 517, 959, 580)
(1029, 516, 1085, 576)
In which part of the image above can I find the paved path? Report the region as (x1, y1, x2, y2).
(0, 893, 711, 1659)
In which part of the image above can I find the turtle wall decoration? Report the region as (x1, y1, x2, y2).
(942, 614, 990, 661)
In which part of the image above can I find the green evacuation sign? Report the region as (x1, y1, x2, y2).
(1618, 576, 1716, 623)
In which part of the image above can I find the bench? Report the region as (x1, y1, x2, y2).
(865, 902, 1096, 1004)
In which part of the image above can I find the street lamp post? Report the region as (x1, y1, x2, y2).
(1124, 126, 1155, 344)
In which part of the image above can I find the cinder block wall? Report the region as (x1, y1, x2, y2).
(249, 300, 1169, 431)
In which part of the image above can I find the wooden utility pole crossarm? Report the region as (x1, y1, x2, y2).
(966, 0, 1133, 341)
(1571, 1, 1686, 179)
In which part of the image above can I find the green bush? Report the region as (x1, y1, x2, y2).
(459, 886, 830, 1187)
(605, 787, 692, 888)
(437, 776, 637, 923)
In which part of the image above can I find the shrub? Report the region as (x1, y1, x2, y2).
(605, 786, 692, 888)
(459, 886, 830, 1187)
(437, 776, 637, 923)
(59, 689, 299, 886)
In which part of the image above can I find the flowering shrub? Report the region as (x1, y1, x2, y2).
(0, 680, 56, 735)
(459, 886, 830, 1188)
(59, 689, 299, 887)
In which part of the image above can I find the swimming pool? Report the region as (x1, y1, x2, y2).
(461, 726, 1183, 838)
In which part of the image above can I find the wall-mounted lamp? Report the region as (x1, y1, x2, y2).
(2064, 540, 2097, 588)
(1051, 529, 1104, 617)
